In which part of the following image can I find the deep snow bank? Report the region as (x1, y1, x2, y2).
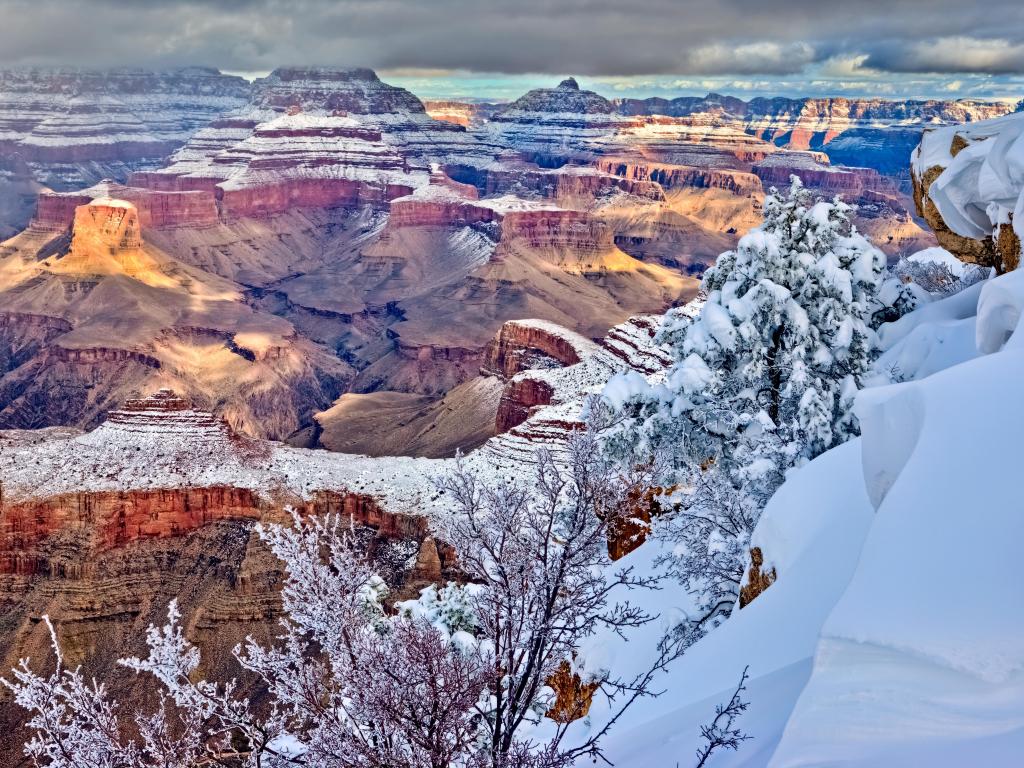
(587, 267, 1024, 766)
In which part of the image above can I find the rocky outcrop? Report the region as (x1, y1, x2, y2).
(738, 546, 777, 608)
(599, 314, 674, 374)
(483, 319, 595, 378)
(495, 375, 554, 433)
(503, 77, 615, 115)
(912, 114, 1024, 271)
(485, 320, 605, 435)
(545, 659, 599, 723)
(213, 114, 416, 216)
(48, 346, 162, 368)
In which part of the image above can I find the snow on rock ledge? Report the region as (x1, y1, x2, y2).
(911, 112, 1024, 271)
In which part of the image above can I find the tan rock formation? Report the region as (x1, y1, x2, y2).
(545, 659, 599, 723)
(738, 547, 777, 608)
(912, 162, 1002, 269)
(483, 319, 592, 378)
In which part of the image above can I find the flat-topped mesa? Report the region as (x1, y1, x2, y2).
(252, 67, 427, 114)
(387, 170, 498, 228)
(69, 198, 143, 254)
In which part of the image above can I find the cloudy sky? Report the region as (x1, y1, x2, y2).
(1, 0, 1023, 100)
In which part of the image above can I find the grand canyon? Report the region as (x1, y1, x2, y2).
(1, 66, 987, 446)
(2, 5, 1024, 764)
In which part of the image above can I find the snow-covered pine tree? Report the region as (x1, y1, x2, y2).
(603, 177, 886, 503)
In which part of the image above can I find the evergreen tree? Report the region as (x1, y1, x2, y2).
(603, 177, 886, 502)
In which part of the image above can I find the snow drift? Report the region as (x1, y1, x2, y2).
(578, 266, 1024, 766)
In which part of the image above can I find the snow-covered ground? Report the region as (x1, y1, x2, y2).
(562, 266, 1024, 766)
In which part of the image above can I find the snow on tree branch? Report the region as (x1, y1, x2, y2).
(598, 177, 887, 640)
(693, 665, 752, 768)
(4, 437, 674, 768)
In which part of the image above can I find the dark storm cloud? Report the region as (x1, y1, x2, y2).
(0, 0, 1022, 76)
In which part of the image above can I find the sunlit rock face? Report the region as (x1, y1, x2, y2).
(50, 198, 177, 286)
(423, 100, 502, 128)
(69, 197, 142, 252)
(0, 190, 352, 437)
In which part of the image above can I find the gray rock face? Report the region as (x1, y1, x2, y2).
(252, 67, 428, 114)
(500, 78, 614, 116)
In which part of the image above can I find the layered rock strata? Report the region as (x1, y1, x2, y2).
(0, 68, 250, 193)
